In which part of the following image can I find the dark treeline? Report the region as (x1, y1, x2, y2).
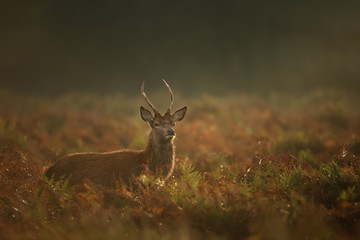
(1, 1, 360, 96)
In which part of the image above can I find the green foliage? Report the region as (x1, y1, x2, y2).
(279, 168, 306, 192)
(249, 169, 267, 190)
(320, 161, 343, 183)
(40, 175, 75, 219)
(164, 159, 203, 208)
(298, 150, 317, 167)
(180, 160, 202, 189)
(44, 175, 75, 201)
(339, 186, 356, 202)
(0, 118, 29, 148)
(274, 132, 310, 155)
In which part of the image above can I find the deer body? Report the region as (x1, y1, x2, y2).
(45, 80, 186, 186)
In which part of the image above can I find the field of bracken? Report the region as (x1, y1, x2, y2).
(1, 88, 360, 239)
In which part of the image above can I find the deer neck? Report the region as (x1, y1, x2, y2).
(145, 131, 175, 180)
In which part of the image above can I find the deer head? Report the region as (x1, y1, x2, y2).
(140, 79, 187, 144)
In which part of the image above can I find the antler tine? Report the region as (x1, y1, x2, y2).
(162, 79, 174, 114)
(141, 81, 159, 114)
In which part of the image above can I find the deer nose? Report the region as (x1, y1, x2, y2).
(167, 128, 175, 136)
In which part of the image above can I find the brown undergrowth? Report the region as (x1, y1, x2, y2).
(0, 89, 360, 239)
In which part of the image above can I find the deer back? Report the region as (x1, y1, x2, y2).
(46, 150, 146, 186)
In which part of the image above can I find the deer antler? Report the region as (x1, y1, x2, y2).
(141, 81, 159, 114)
(162, 79, 174, 114)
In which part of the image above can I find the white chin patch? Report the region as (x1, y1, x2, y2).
(165, 135, 175, 140)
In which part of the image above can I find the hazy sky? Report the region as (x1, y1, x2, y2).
(1, 1, 360, 96)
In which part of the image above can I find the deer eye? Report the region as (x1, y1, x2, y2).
(153, 123, 160, 127)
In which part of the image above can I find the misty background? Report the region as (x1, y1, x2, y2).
(1, 1, 360, 96)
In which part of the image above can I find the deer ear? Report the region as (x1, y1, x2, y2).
(140, 106, 153, 123)
(172, 106, 187, 122)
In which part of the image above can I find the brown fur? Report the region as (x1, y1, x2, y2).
(45, 134, 175, 186)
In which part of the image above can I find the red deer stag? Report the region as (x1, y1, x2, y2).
(45, 80, 187, 186)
